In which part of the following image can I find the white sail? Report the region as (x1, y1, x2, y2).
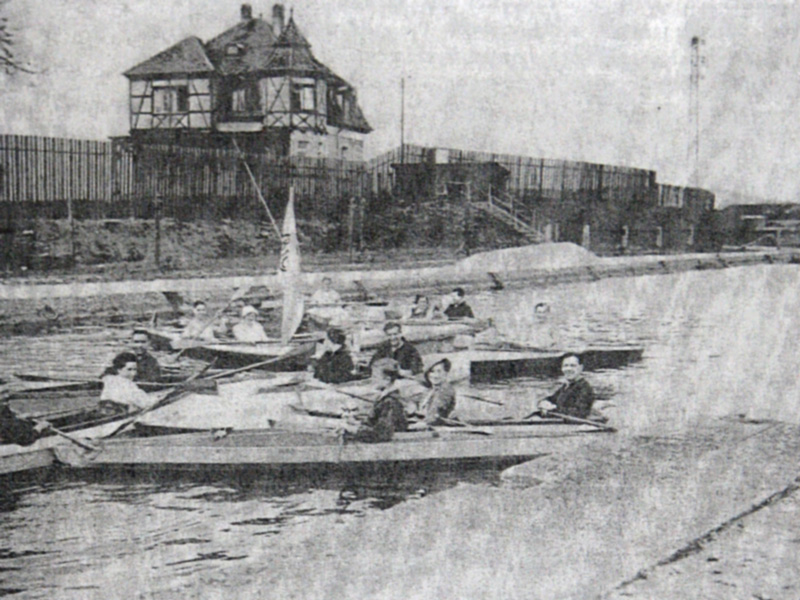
(279, 188, 304, 345)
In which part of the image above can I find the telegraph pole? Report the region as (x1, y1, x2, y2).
(688, 36, 705, 187)
(400, 77, 405, 164)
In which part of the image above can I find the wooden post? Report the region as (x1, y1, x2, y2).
(464, 181, 471, 257)
(154, 195, 162, 269)
(348, 196, 355, 262)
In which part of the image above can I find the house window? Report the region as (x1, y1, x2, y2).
(340, 146, 349, 159)
(291, 84, 315, 112)
(153, 86, 188, 114)
(230, 84, 260, 114)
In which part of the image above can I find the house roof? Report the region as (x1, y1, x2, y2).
(205, 17, 278, 76)
(124, 36, 215, 78)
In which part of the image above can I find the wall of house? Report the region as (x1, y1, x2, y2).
(129, 77, 212, 131)
(289, 128, 365, 161)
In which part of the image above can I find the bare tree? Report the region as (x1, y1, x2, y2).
(0, 1, 32, 74)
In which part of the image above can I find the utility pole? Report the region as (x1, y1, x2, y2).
(400, 77, 405, 164)
(688, 36, 705, 188)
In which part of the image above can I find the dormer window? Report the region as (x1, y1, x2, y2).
(226, 44, 242, 56)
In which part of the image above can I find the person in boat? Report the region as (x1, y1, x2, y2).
(525, 302, 559, 349)
(405, 295, 441, 320)
(100, 352, 157, 413)
(310, 277, 342, 306)
(0, 404, 50, 446)
(369, 322, 423, 377)
(130, 328, 162, 383)
(232, 305, 270, 343)
(416, 358, 456, 426)
(312, 328, 357, 384)
(181, 301, 218, 342)
(443, 287, 475, 320)
(341, 358, 408, 443)
(534, 353, 595, 419)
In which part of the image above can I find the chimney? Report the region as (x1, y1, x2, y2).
(272, 4, 285, 36)
(241, 3, 253, 20)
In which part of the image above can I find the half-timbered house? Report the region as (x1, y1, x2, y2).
(123, 4, 371, 160)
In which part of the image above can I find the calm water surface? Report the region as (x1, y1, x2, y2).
(1, 264, 799, 598)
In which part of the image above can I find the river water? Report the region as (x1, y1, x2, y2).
(1, 263, 799, 598)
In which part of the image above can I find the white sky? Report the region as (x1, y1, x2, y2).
(1, 0, 800, 206)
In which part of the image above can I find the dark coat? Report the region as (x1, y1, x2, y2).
(369, 339, 423, 375)
(0, 404, 41, 446)
(544, 377, 595, 419)
(313, 347, 356, 384)
(444, 301, 474, 319)
(134, 351, 162, 383)
(351, 391, 408, 443)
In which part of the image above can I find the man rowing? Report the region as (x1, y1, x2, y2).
(0, 404, 50, 446)
(530, 353, 595, 419)
(368, 322, 423, 378)
(312, 328, 358, 384)
(340, 358, 408, 442)
(443, 287, 475, 320)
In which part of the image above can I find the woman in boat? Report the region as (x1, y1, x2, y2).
(312, 328, 357, 384)
(232, 305, 270, 343)
(342, 358, 407, 443)
(418, 358, 456, 426)
(100, 352, 157, 413)
(536, 353, 595, 419)
(406, 295, 440, 320)
(181, 301, 218, 342)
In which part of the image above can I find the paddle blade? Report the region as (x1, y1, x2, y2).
(281, 295, 305, 346)
(279, 188, 304, 345)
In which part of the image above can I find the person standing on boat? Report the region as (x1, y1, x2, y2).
(232, 305, 270, 343)
(443, 288, 475, 320)
(181, 301, 218, 342)
(312, 328, 357, 384)
(0, 404, 50, 446)
(418, 358, 456, 425)
(100, 352, 157, 413)
(342, 358, 408, 443)
(535, 353, 595, 419)
(130, 329, 162, 383)
(369, 322, 423, 377)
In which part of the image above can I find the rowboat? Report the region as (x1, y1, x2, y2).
(146, 328, 318, 370)
(425, 345, 645, 383)
(54, 420, 611, 472)
(135, 378, 426, 432)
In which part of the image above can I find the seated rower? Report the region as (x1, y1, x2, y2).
(405, 295, 442, 320)
(310, 277, 342, 306)
(416, 358, 456, 426)
(369, 322, 423, 378)
(130, 328, 162, 383)
(100, 352, 157, 413)
(232, 305, 270, 343)
(341, 358, 408, 443)
(534, 353, 595, 419)
(312, 328, 357, 384)
(443, 287, 474, 320)
(181, 301, 218, 342)
(0, 404, 50, 446)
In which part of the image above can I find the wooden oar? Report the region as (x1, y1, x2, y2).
(48, 427, 99, 451)
(459, 392, 505, 406)
(523, 410, 616, 432)
(435, 416, 492, 435)
(174, 286, 251, 359)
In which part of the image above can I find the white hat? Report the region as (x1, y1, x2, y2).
(241, 305, 258, 317)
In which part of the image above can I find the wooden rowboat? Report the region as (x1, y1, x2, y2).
(425, 345, 645, 383)
(54, 421, 610, 472)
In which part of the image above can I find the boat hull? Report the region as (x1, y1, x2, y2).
(55, 424, 606, 471)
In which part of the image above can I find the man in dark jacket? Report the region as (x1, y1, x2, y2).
(344, 358, 408, 443)
(313, 328, 356, 384)
(536, 353, 595, 419)
(130, 329, 162, 383)
(443, 287, 474, 319)
(369, 322, 423, 377)
(0, 404, 50, 446)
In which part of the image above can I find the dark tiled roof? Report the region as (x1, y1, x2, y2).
(124, 36, 214, 77)
(205, 18, 278, 76)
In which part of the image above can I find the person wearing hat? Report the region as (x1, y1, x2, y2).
(312, 328, 357, 384)
(341, 357, 408, 443)
(418, 358, 456, 426)
(232, 305, 270, 343)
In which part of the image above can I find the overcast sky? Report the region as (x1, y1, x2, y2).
(2, 0, 799, 205)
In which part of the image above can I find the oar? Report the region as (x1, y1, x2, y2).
(48, 427, 99, 451)
(174, 286, 251, 358)
(435, 416, 492, 435)
(104, 359, 218, 438)
(207, 343, 313, 381)
(523, 409, 616, 432)
(459, 392, 505, 406)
